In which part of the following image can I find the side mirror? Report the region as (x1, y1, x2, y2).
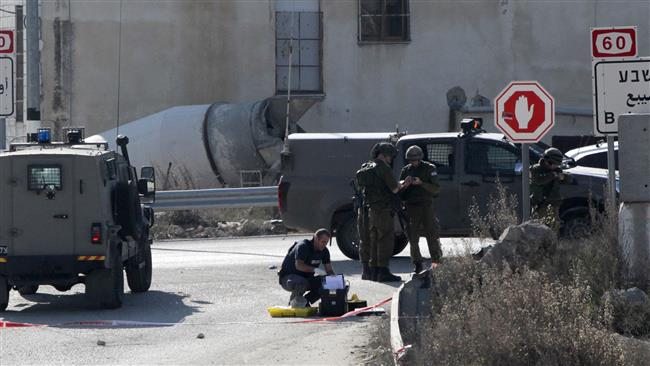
(138, 166, 156, 202)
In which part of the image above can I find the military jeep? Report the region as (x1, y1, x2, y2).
(0, 128, 156, 310)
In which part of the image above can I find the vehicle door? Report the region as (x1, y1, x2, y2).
(10, 156, 75, 255)
(399, 138, 461, 235)
(458, 137, 522, 232)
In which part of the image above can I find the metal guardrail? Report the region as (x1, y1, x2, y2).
(152, 186, 277, 211)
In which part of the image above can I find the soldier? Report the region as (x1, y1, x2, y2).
(399, 145, 442, 273)
(358, 142, 411, 282)
(354, 160, 374, 280)
(530, 147, 573, 232)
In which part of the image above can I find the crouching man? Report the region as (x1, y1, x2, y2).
(278, 228, 336, 307)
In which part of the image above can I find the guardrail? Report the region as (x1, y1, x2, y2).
(151, 186, 277, 211)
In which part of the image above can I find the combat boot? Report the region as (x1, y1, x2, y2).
(374, 267, 401, 282)
(413, 260, 424, 274)
(361, 262, 372, 280)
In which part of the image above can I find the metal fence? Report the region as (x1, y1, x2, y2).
(152, 186, 277, 211)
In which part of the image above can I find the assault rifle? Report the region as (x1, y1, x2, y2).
(390, 194, 410, 235)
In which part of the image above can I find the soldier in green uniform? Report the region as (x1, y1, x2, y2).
(355, 160, 374, 280)
(358, 142, 411, 282)
(399, 145, 442, 273)
(530, 147, 573, 232)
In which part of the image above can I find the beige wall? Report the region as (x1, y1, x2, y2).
(41, 0, 650, 137)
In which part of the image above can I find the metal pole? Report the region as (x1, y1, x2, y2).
(15, 5, 24, 123)
(522, 143, 530, 222)
(0, 118, 6, 150)
(607, 135, 616, 205)
(26, 0, 41, 121)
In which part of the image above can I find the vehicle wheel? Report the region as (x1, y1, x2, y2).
(0, 277, 9, 311)
(563, 213, 591, 239)
(114, 181, 144, 241)
(336, 214, 411, 260)
(393, 233, 409, 255)
(86, 252, 124, 309)
(126, 239, 152, 293)
(18, 285, 39, 296)
(336, 214, 361, 260)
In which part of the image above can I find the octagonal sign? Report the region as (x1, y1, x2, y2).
(494, 81, 555, 143)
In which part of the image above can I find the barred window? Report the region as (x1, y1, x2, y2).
(28, 165, 62, 191)
(466, 141, 518, 175)
(425, 142, 454, 174)
(359, 0, 410, 43)
(276, 11, 323, 93)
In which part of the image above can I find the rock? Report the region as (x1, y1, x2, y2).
(97, 340, 106, 346)
(602, 287, 650, 336)
(167, 225, 185, 238)
(268, 265, 277, 270)
(480, 221, 557, 271)
(264, 219, 287, 235)
(197, 333, 205, 339)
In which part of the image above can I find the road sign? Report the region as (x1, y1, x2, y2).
(591, 27, 637, 59)
(0, 31, 13, 54)
(0, 57, 13, 116)
(593, 58, 650, 135)
(494, 81, 555, 143)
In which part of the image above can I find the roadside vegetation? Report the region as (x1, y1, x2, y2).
(419, 185, 650, 365)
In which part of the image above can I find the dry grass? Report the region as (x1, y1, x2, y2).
(419, 186, 650, 365)
(469, 178, 519, 239)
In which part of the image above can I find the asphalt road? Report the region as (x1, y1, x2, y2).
(0, 235, 484, 365)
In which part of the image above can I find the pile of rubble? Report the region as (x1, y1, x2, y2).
(151, 214, 287, 240)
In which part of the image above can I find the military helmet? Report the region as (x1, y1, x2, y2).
(543, 147, 563, 164)
(372, 142, 398, 158)
(405, 145, 423, 160)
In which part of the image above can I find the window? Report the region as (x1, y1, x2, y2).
(359, 0, 410, 43)
(276, 11, 322, 93)
(466, 141, 519, 175)
(28, 165, 62, 191)
(425, 142, 455, 174)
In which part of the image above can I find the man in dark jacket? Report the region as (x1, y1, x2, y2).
(278, 229, 335, 307)
(400, 145, 442, 273)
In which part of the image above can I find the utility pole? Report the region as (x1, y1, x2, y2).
(15, 5, 23, 123)
(26, 0, 41, 123)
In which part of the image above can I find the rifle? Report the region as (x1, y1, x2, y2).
(390, 194, 410, 236)
(350, 179, 364, 213)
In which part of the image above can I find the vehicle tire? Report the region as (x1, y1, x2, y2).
(114, 181, 144, 241)
(126, 239, 152, 293)
(0, 277, 8, 311)
(85, 252, 124, 309)
(18, 285, 39, 296)
(562, 213, 591, 239)
(336, 213, 411, 260)
(54, 285, 72, 292)
(336, 214, 361, 260)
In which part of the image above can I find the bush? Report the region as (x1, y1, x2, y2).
(469, 178, 519, 239)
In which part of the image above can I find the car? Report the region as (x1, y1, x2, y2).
(565, 141, 618, 170)
(279, 119, 612, 260)
(0, 128, 156, 310)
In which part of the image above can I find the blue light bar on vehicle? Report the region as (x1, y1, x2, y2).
(37, 128, 52, 144)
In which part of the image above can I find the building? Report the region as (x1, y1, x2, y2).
(39, 0, 650, 140)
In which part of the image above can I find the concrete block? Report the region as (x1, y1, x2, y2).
(619, 114, 650, 202)
(619, 202, 650, 291)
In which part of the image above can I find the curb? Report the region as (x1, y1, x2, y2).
(390, 270, 429, 365)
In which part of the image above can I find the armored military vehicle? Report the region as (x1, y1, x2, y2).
(279, 119, 613, 259)
(0, 128, 156, 310)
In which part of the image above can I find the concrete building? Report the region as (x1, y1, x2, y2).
(39, 0, 649, 139)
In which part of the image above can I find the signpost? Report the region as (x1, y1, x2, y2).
(591, 26, 642, 205)
(495, 81, 555, 222)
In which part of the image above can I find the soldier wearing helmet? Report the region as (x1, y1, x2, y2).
(530, 147, 573, 232)
(355, 142, 411, 282)
(399, 145, 442, 273)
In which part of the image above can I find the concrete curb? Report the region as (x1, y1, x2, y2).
(390, 270, 430, 365)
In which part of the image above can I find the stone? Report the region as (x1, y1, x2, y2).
(480, 220, 557, 270)
(602, 287, 650, 336)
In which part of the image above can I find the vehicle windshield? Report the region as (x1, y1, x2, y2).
(505, 139, 574, 167)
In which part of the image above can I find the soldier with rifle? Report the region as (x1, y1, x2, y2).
(354, 142, 411, 282)
(530, 147, 572, 233)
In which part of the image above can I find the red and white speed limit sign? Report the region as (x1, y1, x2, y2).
(591, 27, 637, 59)
(0, 31, 13, 54)
(494, 81, 555, 143)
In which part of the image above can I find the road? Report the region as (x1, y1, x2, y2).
(0, 235, 484, 365)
